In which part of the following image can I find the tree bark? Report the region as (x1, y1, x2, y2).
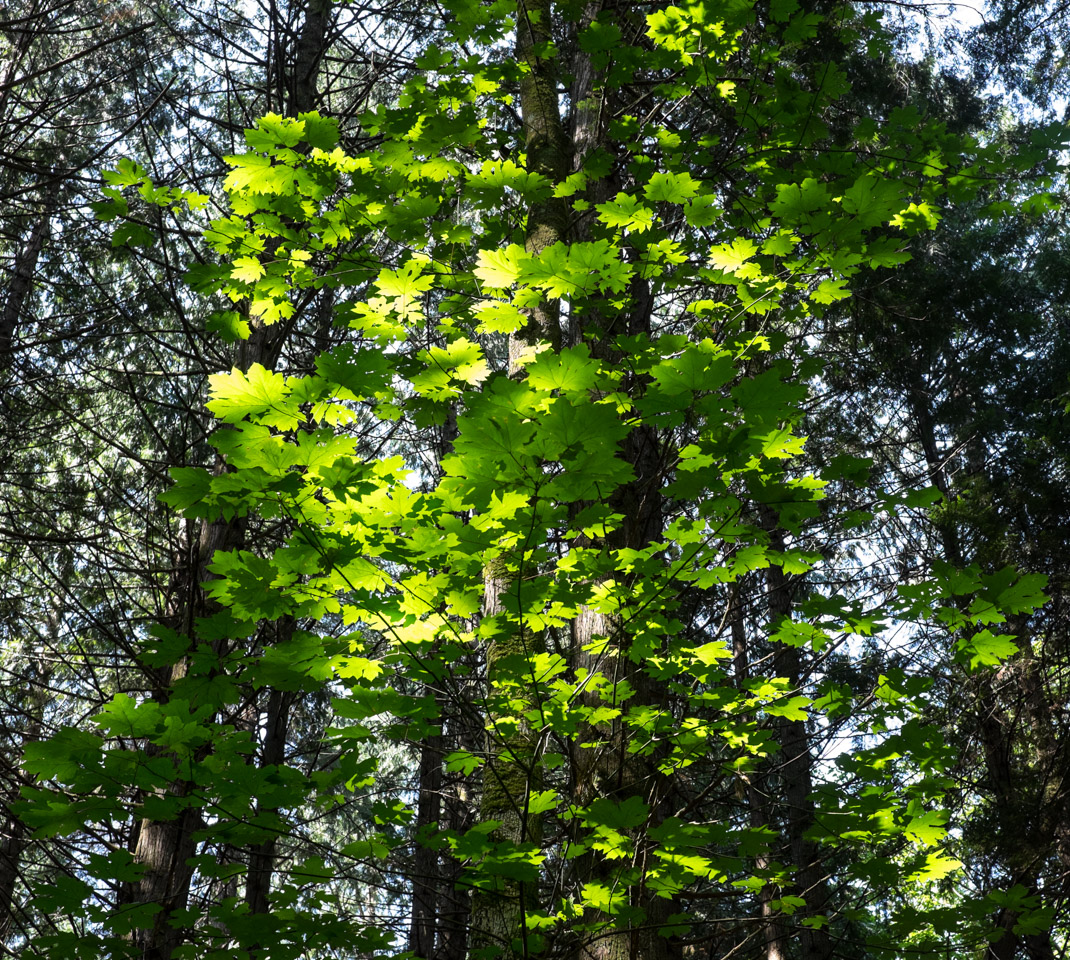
(125, 518, 225, 958)
(129, 805, 204, 960)
(760, 510, 830, 960)
(0, 808, 26, 948)
(288, 0, 331, 117)
(509, 0, 568, 369)
(439, 763, 473, 960)
(409, 402, 459, 960)
(470, 568, 545, 960)
(564, 254, 672, 960)
(245, 683, 294, 920)
(730, 577, 786, 960)
(0, 203, 51, 374)
(410, 732, 444, 959)
(0, 695, 45, 949)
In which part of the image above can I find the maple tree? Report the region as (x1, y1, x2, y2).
(6, 0, 1068, 958)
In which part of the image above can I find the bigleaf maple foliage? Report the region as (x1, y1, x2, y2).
(14, 0, 1063, 958)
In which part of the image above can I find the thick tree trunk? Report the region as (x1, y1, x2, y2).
(130, 806, 204, 960)
(439, 768, 473, 960)
(409, 732, 444, 958)
(0, 699, 44, 949)
(730, 578, 785, 960)
(126, 527, 221, 958)
(762, 547, 830, 960)
(565, 287, 672, 960)
(0, 204, 51, 373)
(976, 644, 1067, 960)
(409, 404, 458, 960)
(562, 12, 675, 955)
(288, 0, 330, 117)
(585, 428, 673, 960)
(470, 568, 544, 959)
(509, 0, 567, 368)
(245, 683, 293, 920)
(0, 808, 26, 947)
(569, 606, 674, 960)
(126, 354, 294, 957)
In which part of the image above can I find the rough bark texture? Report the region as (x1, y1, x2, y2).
(129, 807, 205, 960)
(509, 0, 568, 369)
(439, 775, 474, 960)
(470, 568, 544, 959)
(566, 266, 673, 960)
(125, 344, 288, 957)
(565, 11, 673, 922)
(761, 541, 829, 960)
(288, 0, 331, 118)
(0, 205, 51, 373)
(409, 403, 459, 960)
(0, 699, 44, 949)
(125, 510, 230, 958)
(0, 809, 26, 947)
(245, 682, 294, 920)
(410, 732, 444, 958)
(730, 578, 785, 960)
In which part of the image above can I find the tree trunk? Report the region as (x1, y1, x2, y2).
(288, 0, 331, 117)
(469, 0, 569, 950)
(409, 401, 459, 960)
(565, 269, 672, 960)
(906, 378, 1067, 960)
(0, 696, 45, 949)
(439, 760, 473, 960)
(759, 508, 830, 960)
(245, 682, 294, 920)
(470, 564, 545, 958)
(410, 732, 444, 958)
(129, 806, 204, 960)
(730, 577, 786, 960)
(509, 0, 567, 368)
(0, 204, 51, 373)
(0, 808, 26, 947)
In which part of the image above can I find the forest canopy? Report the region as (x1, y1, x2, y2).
(1, 0, 1069, 959)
